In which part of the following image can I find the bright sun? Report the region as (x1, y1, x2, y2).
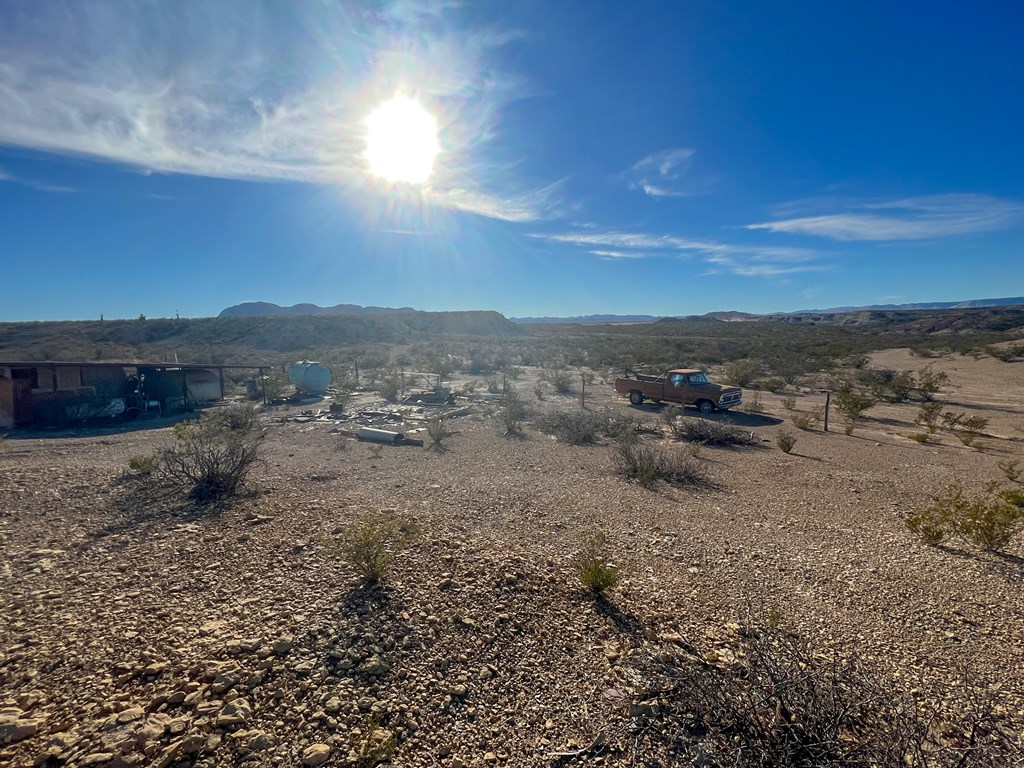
(365, 97, 440, 185)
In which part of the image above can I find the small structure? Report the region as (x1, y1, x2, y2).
(0, 361, 269, 428)
(287, 361, 332, 395)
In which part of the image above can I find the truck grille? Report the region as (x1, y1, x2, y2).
(720, 392, 742, 405)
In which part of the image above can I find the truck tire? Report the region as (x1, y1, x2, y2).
(629, 390, 644, 406)
(696, 399, 714, 414)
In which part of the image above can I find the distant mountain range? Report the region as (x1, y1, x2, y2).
(510, 314, 661, 324)
(219, 302, 416, 318)
(794, 297, 1024, 314)
(220, 297, 1024, 322)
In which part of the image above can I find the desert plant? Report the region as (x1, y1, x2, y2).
(908, 432, 930, 444)
(573, 530, 619, 595)
(349, 714, 397, 768)
(542, 366, 574, 395)
(671, 417, 756, 447)
(426, 417, 452, 446)
(834, 388, 876, 435)
(532, 382, 545, 401)
(462, 379, 479, 394)
(775, 429, 796, 454)
(998, 459, 1021, 484)
(327, 511, 420, 584)
(379, 368, 400, 402)
(790, 411, 817, 430)
(725, 359, 760, 387)
(634, 625, 1017, 767)
(914, 401, 943, 433)
(537, 408, 604, 445)
(954, 414, 988, 447)
(781, 396, 797, 411)
(161, 413, 263, 503)
(908, 485, 1022, 551)
(127, 454, 159, 476)
(498, 385, 528, 434)
(745, 391, 764, 413)
(758, 376, 786, 393)
(486, 376, 502, 394)
(614, 434, 711, 489)
(209, 403, 259, 433)
(260, 368, 290, 402)
(914, 365, 949, 401)
(998, 487, 1024, 508)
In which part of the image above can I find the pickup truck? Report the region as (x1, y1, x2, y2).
(614, 368, 742, 413)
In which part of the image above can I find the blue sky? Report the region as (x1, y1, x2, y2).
(1, 0, 1022, 321)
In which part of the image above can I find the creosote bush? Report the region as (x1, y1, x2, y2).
(327, 511, 421, 584)
(614, 434, 711, 489)
(907, 485, 1023, 551)
(635, 625, 1016, 767)
(426, 417, 452, 446)
(775, 429, 796, 454)
(834, 387, 877, 435)
(781, 396, 797, 411)
(537, 408, 603, 444)
(573, 530, 619, 595)
(161, 408, 263, 503)
(671, 416, 756, 447)
(790, 409, 820, 431)
(127, 454, 159, 476)
(745, 391, 765, 413)
(915, 401, 943, 433)
(498, 385, 529, 434)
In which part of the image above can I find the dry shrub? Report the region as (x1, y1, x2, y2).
(672, 417, 756, 447)
(327, 511, 420, 584)
(537, 408, 603, 444)
(781, 396, 797, 411)
(745, 391, 765, 413)
(161, 411, 263, 503)
(790, 410, 819, 431)
(426, 417, 452, 446)
(915, 401, 943, 434)
(775, 429, 796, 454)
(573, 530, 619, 595)
(127, 454, 158, 475)
(633, 626, 1017, 767)
(907, 485, 1023, 551)
(498, 385, 529, 434)
(614, 435, 711, 489)
(908, 432, 930, 444)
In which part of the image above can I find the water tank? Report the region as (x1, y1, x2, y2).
(287, 361, 331, 395)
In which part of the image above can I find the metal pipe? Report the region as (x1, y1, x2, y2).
(357, 427, 404, 444)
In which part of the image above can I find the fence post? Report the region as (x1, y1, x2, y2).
(823, 390, 831, 432)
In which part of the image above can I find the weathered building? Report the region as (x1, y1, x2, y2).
(0, 361, 266, 428)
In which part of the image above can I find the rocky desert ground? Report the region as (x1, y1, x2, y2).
(2, 349, 1023, 767)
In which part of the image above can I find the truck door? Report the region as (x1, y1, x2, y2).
(667, 372, 687, 402)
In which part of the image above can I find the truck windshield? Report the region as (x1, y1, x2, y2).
(688, 373, 709, 384)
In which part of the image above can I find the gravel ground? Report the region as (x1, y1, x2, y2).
(1, 350, 1023, 767)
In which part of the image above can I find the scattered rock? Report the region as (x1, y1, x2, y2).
(301, 742, 332, 766)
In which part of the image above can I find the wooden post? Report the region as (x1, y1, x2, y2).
(218, 367, 225, 401)
(261, 368, 268, 406)
(823, 390, 831, 433)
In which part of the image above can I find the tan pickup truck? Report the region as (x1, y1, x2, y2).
(614, 368, 742, 413)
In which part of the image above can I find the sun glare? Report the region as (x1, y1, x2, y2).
(365, 97, 440, 185)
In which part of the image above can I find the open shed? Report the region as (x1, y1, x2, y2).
(0, 361, 269, 428)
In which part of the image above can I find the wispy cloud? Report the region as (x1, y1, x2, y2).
(747, 194, 1024, 240)
(0, 166, 77, 193)
(533, 228, 825, 276)
(624, 148, 695, 197)
(587, 250, 648, 260)
(0, 1, 557, 221)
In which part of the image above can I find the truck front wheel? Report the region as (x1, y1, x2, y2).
(629, 390, 644, 406)
(696, 399, 714, 414)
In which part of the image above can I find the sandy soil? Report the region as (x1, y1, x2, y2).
(1, 350, 1022, 767)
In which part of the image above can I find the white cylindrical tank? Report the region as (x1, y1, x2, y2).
(287, 361, 331, 394)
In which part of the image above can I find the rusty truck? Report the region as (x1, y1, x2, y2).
(614, 368, 742, 413)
